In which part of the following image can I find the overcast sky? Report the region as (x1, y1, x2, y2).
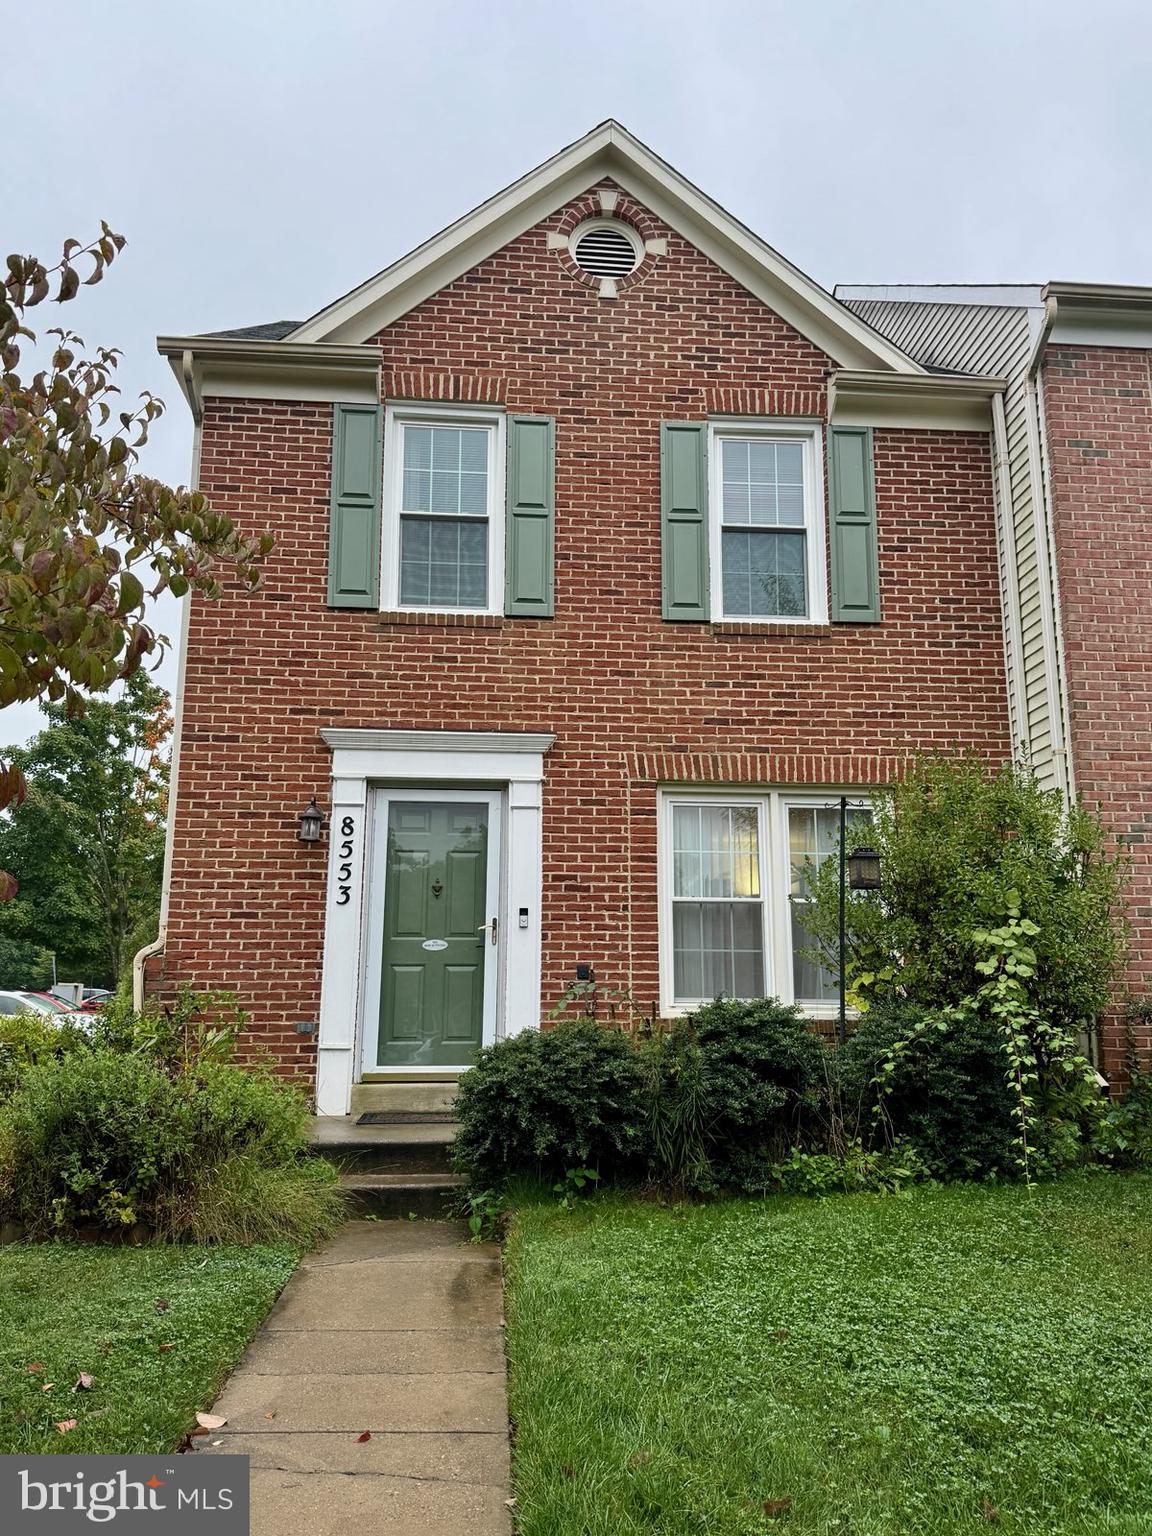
(8, 0, 1152, 747)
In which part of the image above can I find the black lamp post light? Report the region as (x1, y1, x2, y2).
(296, 797, 325, 844)
(837, 798, 881, 1045)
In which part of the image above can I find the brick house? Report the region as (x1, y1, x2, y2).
(147, 122, 1030, 1116)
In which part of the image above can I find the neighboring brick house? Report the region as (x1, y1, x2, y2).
(150, 122, 1015, 1115)
(840, 283, 1152, 1075)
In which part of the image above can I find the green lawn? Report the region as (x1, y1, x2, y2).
(0, 1241, 296, 1453)
(505, 1176, 1152, 1536)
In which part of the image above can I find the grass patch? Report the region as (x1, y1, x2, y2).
(505, 1175, 1152, 1535)
(0, 1241, 296, 1453)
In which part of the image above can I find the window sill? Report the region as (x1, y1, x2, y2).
(377, 610, 506, 629)
(708, 621, 832, 637)
(659, 1001, 857, 1022)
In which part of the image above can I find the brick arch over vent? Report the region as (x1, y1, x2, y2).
(549, 182, 664, 295)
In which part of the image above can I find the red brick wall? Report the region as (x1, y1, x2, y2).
(162, 185, 1009, 1078)
(1043, 345, 1152, 1070)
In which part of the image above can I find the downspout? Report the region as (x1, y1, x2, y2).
(132, 411, 201, 1010)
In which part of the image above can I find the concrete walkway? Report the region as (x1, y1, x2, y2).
(194, 1220, 511, 1535)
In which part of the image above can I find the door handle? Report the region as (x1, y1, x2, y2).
(477, 917, 498, 946)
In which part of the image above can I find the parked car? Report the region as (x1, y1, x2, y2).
(49, 986, 110, 1011)
(0, 991, 85, 1023)
(28, 992, 80, 1013)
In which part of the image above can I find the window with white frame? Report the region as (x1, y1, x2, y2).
(709, 423, 826, 623)
(383, 407, 504, 612)
(661, 792, 872, 1012)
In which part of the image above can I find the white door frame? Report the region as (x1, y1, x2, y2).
(359, 788, 503, 1078)
(315, 728, 554, 1116)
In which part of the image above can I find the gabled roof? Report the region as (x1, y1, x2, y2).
(287, 121, 925, 375)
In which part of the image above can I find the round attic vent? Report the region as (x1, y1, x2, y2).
(569, 219, 643, 278)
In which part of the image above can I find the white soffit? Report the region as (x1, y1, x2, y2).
(830, 370, 1005, 431)
(1044, 283, 1152, 350)
(287, 122, 924, 376)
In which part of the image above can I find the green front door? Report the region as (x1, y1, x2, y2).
(377, 801, 490, 1068)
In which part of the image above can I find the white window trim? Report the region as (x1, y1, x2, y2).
(657, 788, 872, 1019)
(707, 418, 828, 625)
(382, 401, 506, 616)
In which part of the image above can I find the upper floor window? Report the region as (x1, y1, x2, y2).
(708, 422, 826, 624)
(383, 405, 505, 613)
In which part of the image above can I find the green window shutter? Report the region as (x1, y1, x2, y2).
(328, 402, 382, 608)
(829, 425, 880, 623)
(661, 421, 709, 621)
(505, 415, 555, 617)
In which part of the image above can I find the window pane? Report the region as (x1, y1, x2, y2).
(402, 425, 489, 520)
(788, 804, 873, 1002)
(721, 530, 807, 618)
(430, 427, 461, 471)
(672, 804, 759, 899)
(791, 903, 837, 1003)
(400, 516, 488, 608)
(460, 431, 487, 473)
(673, 901, 764, 1001)
(397, 422, 491, 609)
(403, 426, 432, 472)
(720, 436, 807, 528)
(430, 471, 460, 514)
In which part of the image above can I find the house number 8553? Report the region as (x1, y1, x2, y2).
(336, 815, 355, 905)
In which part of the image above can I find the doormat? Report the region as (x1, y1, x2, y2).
(356, 1111, 457, 1126)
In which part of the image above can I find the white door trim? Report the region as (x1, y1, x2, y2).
(315, 728, 553, 1116)
(359, 788, 503, 1078)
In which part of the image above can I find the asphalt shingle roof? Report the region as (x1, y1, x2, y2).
(196, 320, 301, 341)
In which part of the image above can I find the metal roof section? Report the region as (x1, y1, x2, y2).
(836, 284, 1043, 308)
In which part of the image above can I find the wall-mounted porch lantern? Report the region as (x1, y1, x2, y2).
(296, 797, 325, 844)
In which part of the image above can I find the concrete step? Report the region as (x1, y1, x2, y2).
(308, 1117, 460, 1175)
(338, 1173, 465, 1220)
(351, 1080, 461, 1116)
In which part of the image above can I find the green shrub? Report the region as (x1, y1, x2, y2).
(85, 985, 247, 1069)
(644, 999, 830, 1193)
(800, 753, 1125, 1035)
(452, 1020, 648, 1186)
(1094, 1070, 1152, 1168)
(765, 1138, 929, 1197)
(171, 1154, 344, 1247)
(838, 1003, 1021, 1181)
(0, 1050, 340, 1244)
(0, 1010, 80, 1098)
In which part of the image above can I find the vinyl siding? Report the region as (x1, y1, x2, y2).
(842, 295, 1070, 798)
